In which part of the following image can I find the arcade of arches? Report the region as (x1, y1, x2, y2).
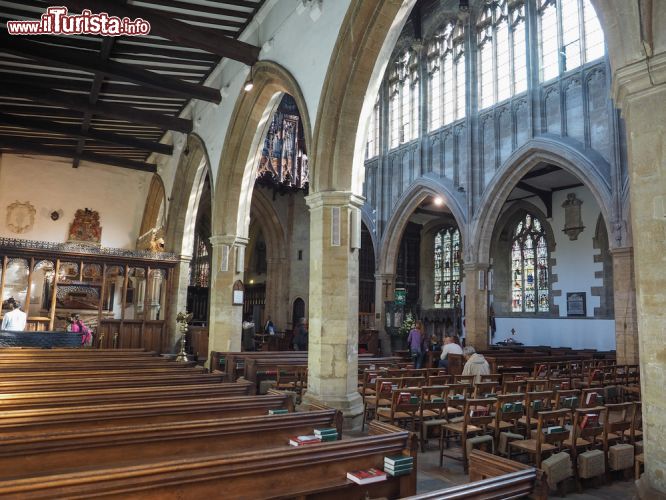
(1, 0, 665, 496)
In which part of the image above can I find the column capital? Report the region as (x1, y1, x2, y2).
(305, 190, 365, 210)
(209, 235, 249, 248)
(611, 52, 666, 111)
(610, 246, 634, 258)
(176, 254, 192, 264)
(374, 273, 395, 282)
(463, 262, 490, 272)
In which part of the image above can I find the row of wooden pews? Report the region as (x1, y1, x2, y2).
(0, 348, 419, 499)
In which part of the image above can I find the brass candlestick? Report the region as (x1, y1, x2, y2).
(175, 331, 189, 363)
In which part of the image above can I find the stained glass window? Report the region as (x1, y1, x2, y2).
(477, 0, 527, 110)
(427, 21, 466, 131)
(366, 97, 380, 159)
(538, 0, 606, 82)
(190, 233, 210, 288)
(511, 213, 550, 313)
(434, 227, 461, 308)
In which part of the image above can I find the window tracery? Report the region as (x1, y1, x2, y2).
(427, 21, 466, 130)
(389, 49, 420, 148)
(510, 213, 550, 313)
(538, 0, 605, 81)
(477, 0, 526, 109)
(434, 227, 461, 308)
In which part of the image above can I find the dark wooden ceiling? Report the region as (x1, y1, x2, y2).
(0, 0, 263, 173)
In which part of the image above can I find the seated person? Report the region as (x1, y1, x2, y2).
(438, 335, 463, 368)
(461, 346, 490, 383)
(1, 298, 26, 332)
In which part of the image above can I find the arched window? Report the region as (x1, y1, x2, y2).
(477, 0, 527, 110)
(366, 97, 380, 159)
(434, 227, 461, 308)
(389, 50, 419, 148)
(538, 0, 605, 82)
(510, 213, 550, 313)
(427, 20, 466, 130)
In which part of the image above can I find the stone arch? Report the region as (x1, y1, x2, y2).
(249, 188, 290, 328)
(139, 174, 166, 237)
(360, 207, 378, 268)
(164, 133, 213, 256)
(489, 200, 559, 317)
(311, 0, 417, 194)
(212, 61, 312, 241)
(473, 137, 613, 264)
(378, 177, 467, 276)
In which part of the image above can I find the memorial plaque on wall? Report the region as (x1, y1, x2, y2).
(566, 292, 586, 316)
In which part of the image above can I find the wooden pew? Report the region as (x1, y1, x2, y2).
(0, 381, 254, 410)
(0, 366, 207, 380)
(402, 450, 546, 500)
(0, 360, 199, 372)
(0, 391, 294, 434)
(0, 372, 224, 393)
(0, 421, 416, 500)
(0, 406, 343, 478)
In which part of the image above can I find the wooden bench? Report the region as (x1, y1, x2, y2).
(0, 421, 416, 500)
(0, 391, 294, 434)
(0, 405, 343, 478)
(0, 360, 199, 371)
(0, 381, 254, 410)
(0, 372, 225, 392)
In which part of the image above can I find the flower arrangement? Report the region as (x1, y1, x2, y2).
(398, 312, 416, 337)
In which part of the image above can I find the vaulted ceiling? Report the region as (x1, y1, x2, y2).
(0, 0, 263, 172)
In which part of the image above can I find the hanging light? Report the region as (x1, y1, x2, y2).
(244, 65, 254, 92)
(433, 196, 444, 206)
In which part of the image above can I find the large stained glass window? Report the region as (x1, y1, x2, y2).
(538, 0, 605, 82)
(434, 227, 461, 308)
(511, 213, 550, 313)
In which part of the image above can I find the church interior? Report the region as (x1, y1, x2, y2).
(0, 0, 664, 498)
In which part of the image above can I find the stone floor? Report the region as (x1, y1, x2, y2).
(414, 439, 638, 498)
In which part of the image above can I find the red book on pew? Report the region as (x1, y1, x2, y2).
(289, 435, 321, 446)
(398, 392, 411, 405)
(346, 468, 387, 485)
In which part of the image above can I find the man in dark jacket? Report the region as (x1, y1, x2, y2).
(293, 317, 308, 351)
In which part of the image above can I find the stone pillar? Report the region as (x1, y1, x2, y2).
(463, 262, 489, 350)
(265, 257, 289, 330)
(613, 56, 666, 495)
(167, 255, 192, 352)
(611, 247, 639, 365)
(207, 235, 247, 361)
(374, 273, 395, 355)
(302, 191, 364, 427)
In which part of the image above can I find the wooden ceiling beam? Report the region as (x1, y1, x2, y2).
(141, 0, 253, 19)
(0, 112, 172, 155)
(516, 181, 553, 218)
(0, 33, 222, 104)
(0, 84, 192, 133)
(58, 0, 260, 65)
(0, 137, 157, 172)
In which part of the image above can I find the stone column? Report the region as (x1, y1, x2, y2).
(374, 273, 395, 355)
(611, 247, 639, 365)
(463, 262, 489, 350)
(613, 55, 666, 495)
(166, 255, 192, 352)
(302, 191, 364, 427)
(207, 235, 247, 361)
(265, 257, 288, 330)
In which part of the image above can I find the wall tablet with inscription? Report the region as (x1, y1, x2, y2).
(566, 292, 586, 317)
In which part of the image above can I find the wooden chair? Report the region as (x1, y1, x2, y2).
(509, 408, 571, 468)
(427, 374, 452, 386)
(625, 401, 642, 444)
(400, 376, 427, 388)
(440, 398, 496, 472)
(358, 369, 383, 398)
(446, 383, 472, 419)
(419, 385, 450, 452)
(478, 374, 502, 384)
(554, 389, 581, 411)
(526, 379, 549, 392)
(581, 388, 605, 408)
(454, 374, 476, 385)
(502, 372, 530, 383)
(502, 379, 526, 395)
(602, 402, 633, 446)
(518, 390, 554, 437)
(548, 377, 572, 391)
(488, 393, 525, 452)
(275, 365, 301, 393)
(568, 407, 608, 490)
(362, 376, 401, 430)
(377, 387, 421, 431)
(473, 381, 499, 398)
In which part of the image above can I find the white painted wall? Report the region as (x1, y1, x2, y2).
(0, 154, 151, 249)
(491, 184, 615, 350)
(494, 317, 615, 350)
